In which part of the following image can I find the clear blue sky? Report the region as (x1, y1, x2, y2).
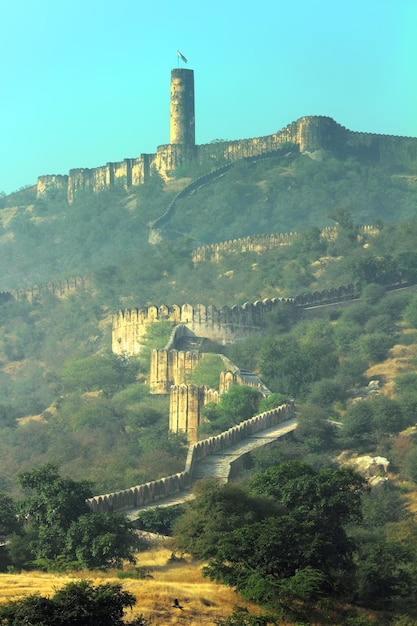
(1, 0, 416, 194)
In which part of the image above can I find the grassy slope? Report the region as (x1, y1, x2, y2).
(0, 546, 264, 625)
(0, 544, 379, 625)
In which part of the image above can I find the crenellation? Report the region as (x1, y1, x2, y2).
(12, 275, 89, 302)
(192, 226, 379, 263)
(112, 282, 379, 357)
(87, 402, 294, 513)
(35, 64, 417, 206)
(36, 174, 68, 197)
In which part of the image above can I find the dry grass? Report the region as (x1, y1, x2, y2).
(0, 545, 267, 625)
(366, 336, 417, 396)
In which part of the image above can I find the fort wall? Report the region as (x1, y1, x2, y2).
(112, 299, 295, 355)
(169, 383, 220, 442)
(36, 115, 417, 204)
(112, 285, 363, 357)
(150, 348, 201, 394)
(11, 275, 90, 302)
(192, 226, 377, 263)
(87, 402, 294, 513)
(219, 369, 270, 396)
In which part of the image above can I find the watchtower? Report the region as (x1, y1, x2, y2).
(170, 68, 195, 145)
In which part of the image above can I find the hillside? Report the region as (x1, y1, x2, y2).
(1, 151, 416, 291)
(0, 546, 263, 625)
(3, 148, 417, 621)
(0, 147, 417, 496)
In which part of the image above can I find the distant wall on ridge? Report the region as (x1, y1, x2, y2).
(37, 116, 417, 203)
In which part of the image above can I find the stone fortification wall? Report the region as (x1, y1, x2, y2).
(87, 402, 294, 513)
(150, 349, 201, 394)
(192, 226, 377, 263)
(150, 162, 232, 234)
(346, 131, 417, 165)
(168, 372, 271, 444)
(112, 299, 294, 355)
(219, 370, 271, 396)
(149, 325, 237, 394)
(36, 115, 417, 204)
(169, 384, 220, 442)
(36, 174, 69, 196)
(112, 284, 364, 357)
(194, 115, 346, 163)
(66, 154, 153, 203)
(11, 275, 89, 302)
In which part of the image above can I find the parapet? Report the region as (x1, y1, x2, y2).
(36, 116, 417, 204)
(112, 299, 296, 355)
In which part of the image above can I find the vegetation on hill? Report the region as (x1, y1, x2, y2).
(1, 150, 417, 621)
(2, 463, 139, 573)
(1, 152, 416, 292)
(0, 579, 145, 625)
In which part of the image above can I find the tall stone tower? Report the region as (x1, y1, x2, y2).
(170, 68, 195, 145)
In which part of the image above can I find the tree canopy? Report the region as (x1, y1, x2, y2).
(7, 464, 139, 571)
(0, 579, 144, 626)
(173, 462, 368, 608)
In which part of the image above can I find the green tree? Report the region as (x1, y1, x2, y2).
(258, 393, 288, 412)
(258, 337, 304, 397)
(0, 493, 21, 539)
(294, 404, 336, 453)
(368, 395, 405, 435)
(306, 378, 345, 407)
(404, 292, 417, 328)
(204, 514, 351, 606)
(65, 513, 139, 569)
(136, 505, 185, 536)
(172, 479, 279, 560)
(17, 463, 92, 531)
(249, 461, 316, 500)
(204, 463, 367, 606)
(356, 541, 413, 607)
(360, 283, 386, 305)
(61, 354, 139, 395)
(359, 332, 395, 363)
(259, 336, 338, 399)
(340, 401, 375, 449)
(250, 462, 366, 527)
(12, 464, 138, 571)
(186, 353, 225, 388)
(394, 250, 417, 283)
(405, 446, 417, 484)
(0, 579, 140, 626)
(218, 384, 261, 423)
(200, 385, 262, 435)
(16, 464, 93, 560)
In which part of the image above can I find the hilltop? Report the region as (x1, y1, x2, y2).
(1, 149, 416, 292)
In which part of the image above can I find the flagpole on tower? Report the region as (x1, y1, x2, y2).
(177, 50, 188, 67)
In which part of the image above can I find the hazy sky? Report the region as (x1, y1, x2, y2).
(1, 0, 416, 194)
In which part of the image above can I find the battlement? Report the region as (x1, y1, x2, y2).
(112, 299, 295, 355)
(88, 402, 294, 513)
(11, 275, 90, 302)
(192, 226, 378, 263)
(36, 108, 417, 204)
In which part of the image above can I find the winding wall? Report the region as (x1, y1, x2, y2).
(112, 299, 296, 355)
(112, 284, 364, 356)
(87, 403, 294, 513)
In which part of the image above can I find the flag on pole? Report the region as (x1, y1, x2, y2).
(177, 50, 188, 64)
